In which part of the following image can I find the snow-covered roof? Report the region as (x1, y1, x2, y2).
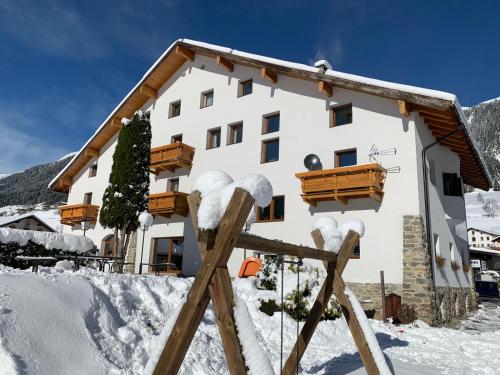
(48, 38, 494, 192)
(0, 213, 59, 232)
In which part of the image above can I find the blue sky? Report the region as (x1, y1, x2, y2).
(0, 0, 499, 174)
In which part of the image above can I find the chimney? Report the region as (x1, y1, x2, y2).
(314, 59, 333, 73)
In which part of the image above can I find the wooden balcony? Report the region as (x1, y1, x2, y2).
(59, 204, 99, 226)
(295, 163, 386, 205)
(148, 192, 189, 218)
(150, 142, 195, 174)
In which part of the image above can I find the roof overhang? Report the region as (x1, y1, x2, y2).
(49, 38, 494, 192)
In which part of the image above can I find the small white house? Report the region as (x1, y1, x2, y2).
(49, 39, 493, 324)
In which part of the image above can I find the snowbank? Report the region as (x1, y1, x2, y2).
(0, 227, 95, 253)
(344, 288, 391, 374)
(192, 170, 273, 229)
(312, 216, 364, 253)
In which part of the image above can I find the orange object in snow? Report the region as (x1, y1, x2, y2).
(238, 257, 262, 278)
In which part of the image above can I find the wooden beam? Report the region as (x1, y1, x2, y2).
(235, 233, 337, 262)
(60, 176, 72, 187)
(283, 230, 359, 375)
(186, 192, 248, 375)
(217, 56, 234, 72)
(84, 147, 100, 158)
(398, 100, 411, 117)
(152, 189, 254, 375)
(420, 113, 457, 125)
(415, 105, 455, 119)
(261, 67, 277, 84)
(111, 117, 123, 130)
(318, 80, 333, 97)
(175, 45, 195, 61)
(139, 84, 157, 99)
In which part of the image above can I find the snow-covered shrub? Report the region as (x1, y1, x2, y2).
(395, 303, 418, 324)
(436, 255, 446, 268)
(258, 299, 281, 316)
(323, 297, 342, 320)
(257, 255, 282, 291)
(0, 240, 72, 269)
(282, 280, 312, 321)
(451, 260, 461, 271)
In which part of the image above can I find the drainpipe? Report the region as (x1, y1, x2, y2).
(421, 125, 462, 311)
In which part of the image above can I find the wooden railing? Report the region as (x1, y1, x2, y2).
(148, 192, 189, 218)
(295, 163, 386, 205)
(59, 204, 99, 226)
(150, 142, 195, 174)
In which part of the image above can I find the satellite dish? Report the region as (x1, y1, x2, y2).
(304, 154, 322, 171)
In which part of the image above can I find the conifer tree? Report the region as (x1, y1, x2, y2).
(99, 111, 151, 262)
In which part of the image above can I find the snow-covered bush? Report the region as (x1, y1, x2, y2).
(258, 299, 280, 316)
(323, 297, 343, 320)
(282, 280, 312, 321)
(0, 241, 73, 269)
(257, 255, 282, 291)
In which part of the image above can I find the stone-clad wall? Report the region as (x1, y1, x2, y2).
(402, 215, 436, 323)
(346, 282, 402, 319)
(124, 231, 138, 274)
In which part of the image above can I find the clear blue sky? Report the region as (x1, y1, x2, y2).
(0, 0, 499, 174)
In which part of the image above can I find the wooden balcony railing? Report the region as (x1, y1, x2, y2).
(59, 204, 99, 226)
(150, 142, 195, 174)
(295, 163, 386, 205)
(148, 192, 189, 218)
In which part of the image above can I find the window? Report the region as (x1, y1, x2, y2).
(443, 173, 462, 197)
(433, 233, 440, 256)
(152, 237, 184, 273)
(262, 112, 280, 134)
(429, 160, 436, 185)
(335, 149, 357, 167)
(102, 234, 116, 257)
(256, 196, 285, 222)
(238, 79, 253, 97)
(261, 138, 279, 163)
(331, 105, 352, 127)
(206, 127, 221, 149)
(472, 237, 476, 242)
(84, 192, 92, 204)
(89, 162, 98, 178)
(449, 243, 455, 262)
(227, 122, 243, 145)
(201, 90, 214, 108)
(171, 134, 183, 143)
(168, 178, 179, 192)
(169, 100, 181, 118)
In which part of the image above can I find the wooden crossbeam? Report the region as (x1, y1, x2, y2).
(398, 100, 411, 117)
(318, 80, 333, 97)
(111, 117, 123, 130)
(140, 84, 157, 99)
(217, 56, 234, 72)
(236, 233, 337, 262)
(261, 67, 278, 84)
(175, 45, 195, 61)
(152, 188, 254, 375)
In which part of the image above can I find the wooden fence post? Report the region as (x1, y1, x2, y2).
(380, 270, 386, 322)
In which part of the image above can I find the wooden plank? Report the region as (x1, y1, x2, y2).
(152, 188, 254, 375)
(217, 55, 234, 72)
(84, 147, 100, 158)
(187, 192, 248, 375)
(261, 67, 277, 84)
(398, 100, 411, 117)
(235, 233, 337, 262)
(111, 117, 123, 130)
(175, 45, 195, 61)
(283, 230, 359, 375)
(140, 84, 157, 99)
(318, 80, 333, 97)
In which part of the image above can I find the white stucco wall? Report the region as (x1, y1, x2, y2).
(64, 54, 470, 287)
(413, 117, 470, 288)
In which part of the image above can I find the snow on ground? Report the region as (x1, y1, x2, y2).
(2, 265, 500, 374)
(0, 205, 63, 233)
(465, 191, 500, 234)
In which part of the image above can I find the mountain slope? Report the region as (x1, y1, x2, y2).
(464, 97, 500, 187)
(0, 156, 73, 207)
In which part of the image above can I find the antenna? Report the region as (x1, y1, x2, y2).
(303, 154, 322, 171)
